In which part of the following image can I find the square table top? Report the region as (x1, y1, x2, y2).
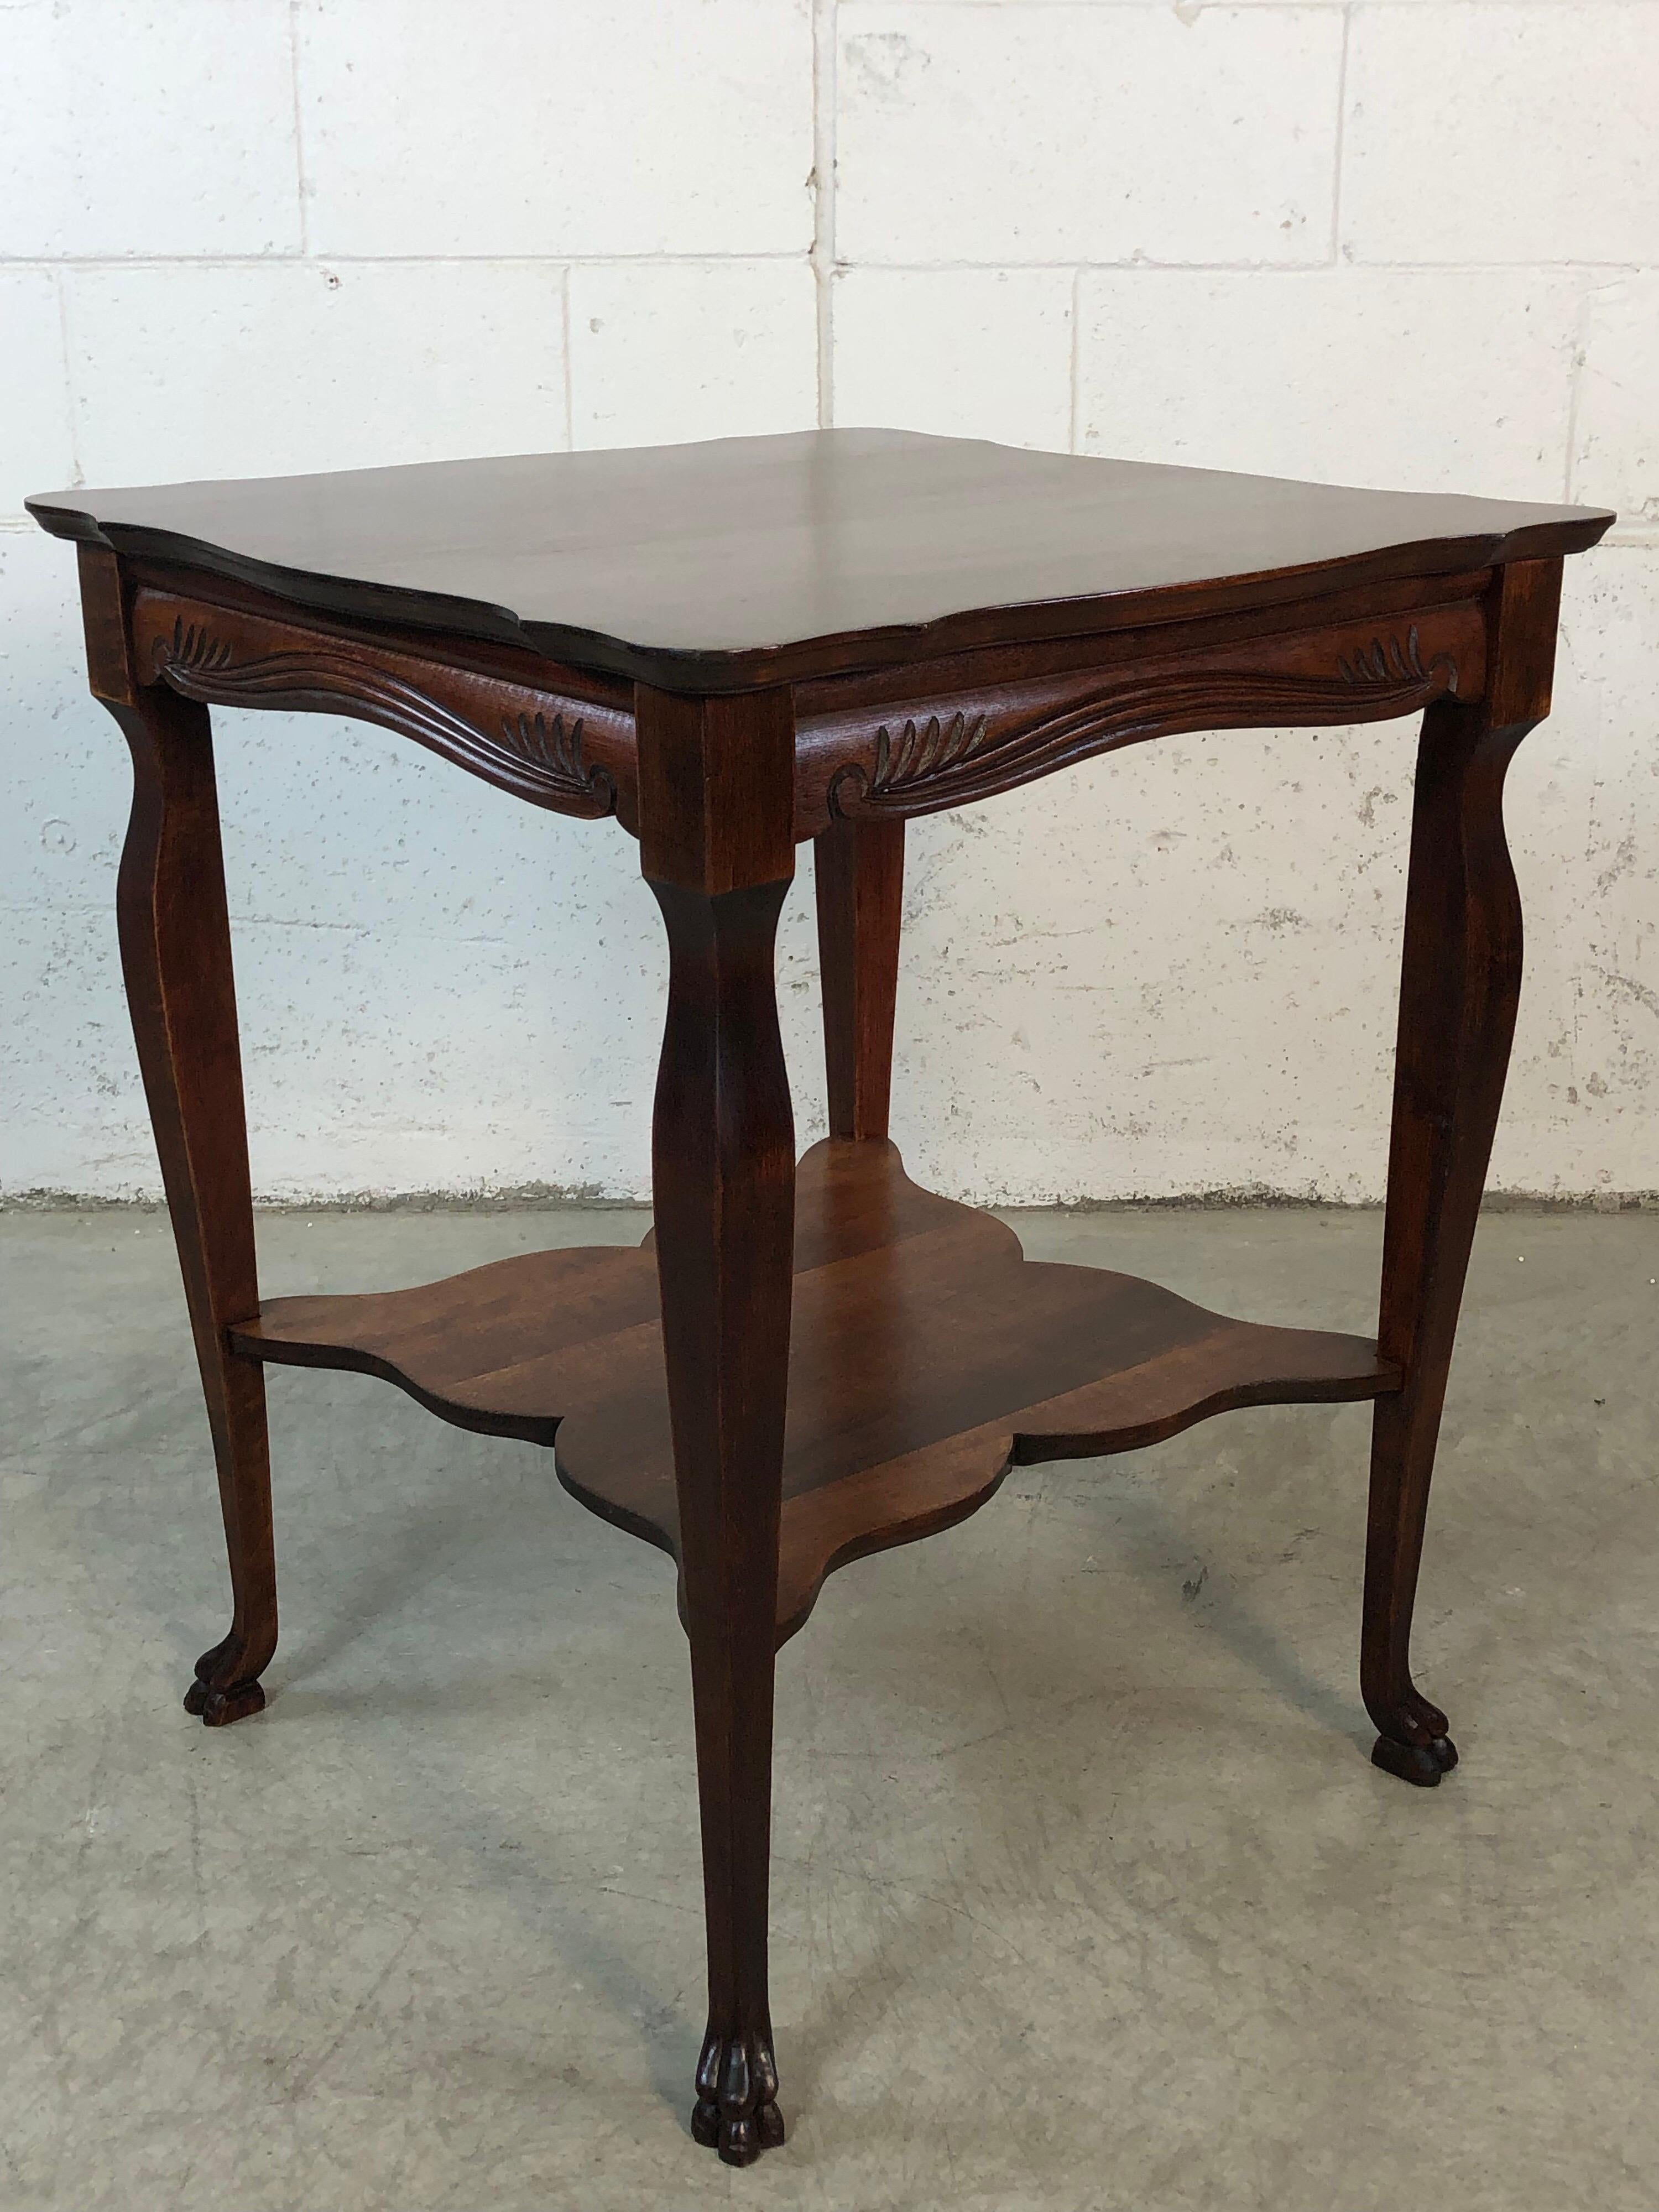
(29, 429, 1613, 692)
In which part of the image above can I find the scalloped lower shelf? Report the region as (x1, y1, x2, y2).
(229, 1139, 1399, 1642)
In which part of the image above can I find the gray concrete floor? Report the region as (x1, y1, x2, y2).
(2, 1202, 1658, 2212)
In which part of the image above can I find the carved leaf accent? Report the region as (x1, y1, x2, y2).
(830, 627, 1464, 821)
(151, 612, 617, 818)
(502, 706, 591, 789)
(163, 618, 235, 678)
(1336, 625, 1449, 689)
(870, 709, 990, 796)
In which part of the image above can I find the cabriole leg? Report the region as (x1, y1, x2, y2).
(639, 683, 796, 2162)
(1364, 559, 1563, 1786)
(105, 668, 275, 1727)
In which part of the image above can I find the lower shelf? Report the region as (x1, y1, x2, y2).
(231, 1139, 1399, 1642)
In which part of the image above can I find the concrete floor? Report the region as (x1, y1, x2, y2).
(2, 1201, 1657, 2212)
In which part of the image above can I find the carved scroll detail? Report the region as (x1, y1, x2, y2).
(148, 607, 622, 821)
(824, 619, 1469, 823)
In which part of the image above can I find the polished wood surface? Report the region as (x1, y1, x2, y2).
(39, 429, 1610, 2165)
(231, 1140, 1397, 1646)
(799, 586, 1488, 830)
(637, 681, 796, 2162)
(30, 430, 1610, 688)
(79, 547, 276, 1728)
(114, 568, 1491, 845)
(814, 817, 905, 1139)
(137, 588, 628, 820)
(1363, 557, 1562, 1787)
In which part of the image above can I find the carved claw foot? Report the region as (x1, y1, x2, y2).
(1368, 1681, 1456, 1786)
(1370, 1704, 1458, 1787)
(1371, 1731, 1457, 1786)
(183, 1639, 267, 1727)
(184, 1676, 266, 1725)
(691, 2025, 784, 2166)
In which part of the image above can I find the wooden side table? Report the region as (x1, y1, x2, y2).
(30, 432, 1611, 2164)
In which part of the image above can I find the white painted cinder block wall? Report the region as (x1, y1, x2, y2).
(2, 0, 1655, 1204)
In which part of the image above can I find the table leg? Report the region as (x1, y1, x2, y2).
(1364, 559, 1563, 1786)
(815, 816, 905, 1140)
(639, 685, 795, 2164)
(105, 677, 275, 1727)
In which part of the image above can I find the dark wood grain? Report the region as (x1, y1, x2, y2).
(133, 588, 629, 821)
(814, 818, 905, 1140)
(232, 1141, 1397, 1647)
(113, 572, 1488, 848)
(81, 549, 276, 1728)
(800, 593, 1484, 832)
(40, 429, 1610, 2165)
(29, 431, 1610, 689)
(637, 682, 796, 2165)
(1361, 557, 1562, 1787)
